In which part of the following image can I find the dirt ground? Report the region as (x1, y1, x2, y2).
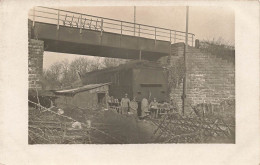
(29, 105, 158, 144)
(97, 110, 157, 143)
(29, 104, 235, 144)
(73, 107, 158, 144)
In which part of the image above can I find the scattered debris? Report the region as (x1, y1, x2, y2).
(57, 108, 64, 115)
(72, 122, 82, 130)
(150, 112, 235, 143)
(86, 120, 91, 129)
(28, 100, 124, 144)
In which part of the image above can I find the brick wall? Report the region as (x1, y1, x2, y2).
(163, 43, 235, 115)
(28, 39, 44, 89)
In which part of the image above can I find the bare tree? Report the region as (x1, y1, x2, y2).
(101, 57, 128, 68)
(41, 62, 63, 89)
(41, 57, 127, 89)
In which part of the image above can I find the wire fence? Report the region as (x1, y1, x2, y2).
(28, 100, 124, 144)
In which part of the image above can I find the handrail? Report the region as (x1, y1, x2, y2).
(38, 6, 194, 35)
(29, 6, 196, 46)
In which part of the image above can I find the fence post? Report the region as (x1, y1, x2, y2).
(192, 35, 194, 47)
(101, 18, 103, 36)
(170, 30, 172, 43)
(121, 21, 122, 36)
(33, 7, 35, 27)
(80, 14, 82, 33)
(134, 23, 135, 36)
(138, 24, 140, 37)
(57, 9, 60, 30)
(155, 27, 157, 45)
(120, 21, 122, 47)
(95, 19, 98, 30)
(174, 31, 176, 43)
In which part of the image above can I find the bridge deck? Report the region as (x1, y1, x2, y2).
(29, 6, 195, 60)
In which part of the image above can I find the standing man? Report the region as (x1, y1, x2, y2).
(141, 97, 149, 117)
(130, 97, 138, 115)
(121, 93, 130, 115)
(149, 98, 159, 118)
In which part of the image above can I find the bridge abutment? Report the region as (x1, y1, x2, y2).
(28, 21, 44, 89)
(28, 39, 44, 89)
(161, 43, 235, 116)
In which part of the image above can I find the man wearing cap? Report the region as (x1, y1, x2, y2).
(149, 98, 159, 118)
(121, 93, 130, 115)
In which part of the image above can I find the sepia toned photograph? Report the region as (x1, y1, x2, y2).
(27, 6, 235, 144)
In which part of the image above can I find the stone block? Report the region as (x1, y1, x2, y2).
(169, 42, 235, 110)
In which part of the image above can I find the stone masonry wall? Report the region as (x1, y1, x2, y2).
(164, 43, 235, 115)
(28, 20, 44, 89)
(28, 39, 44, 89)
(28, 20, 32, 41)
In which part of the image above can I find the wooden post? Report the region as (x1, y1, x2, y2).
(182, 6, 189, 116)
(170, 30, 172, 43)
(134, 6, 136, 36)
(120, 21, 122, 47)
(80, 14, 82, 33)
(155, 27, 157, 46)
(138, 24, 140, 37)
(155, 27, 157, 41)
(138, 25, 140, 50)
(174, 31, 176, 43)
(121, 21, 122, 35)
(95, 19, 98, 30)
(101, 18, 103, 35)
(57, 9, 60, 30)
(100, 18, 103, 45)
(192, 35, 194, 47)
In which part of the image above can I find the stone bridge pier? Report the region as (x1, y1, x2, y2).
(28, 20, 44, 89)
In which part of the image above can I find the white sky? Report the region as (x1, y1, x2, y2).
(43, 6, 234, 69)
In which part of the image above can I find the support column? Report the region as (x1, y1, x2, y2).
(28, 39, 44, 89)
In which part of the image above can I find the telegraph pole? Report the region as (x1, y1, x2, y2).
(182, 6, 189, 116)
(134, 6, 136, 36)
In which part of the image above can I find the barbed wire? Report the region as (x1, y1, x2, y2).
(28, 100, 123, 144)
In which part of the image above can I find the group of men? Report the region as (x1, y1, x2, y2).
(141, 97, 159, 118)
(119, 93, 160, 118)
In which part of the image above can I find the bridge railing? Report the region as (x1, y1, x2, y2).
(28, 6, 195, 46)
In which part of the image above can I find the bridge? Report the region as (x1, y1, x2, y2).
(29, 6, 195, 60)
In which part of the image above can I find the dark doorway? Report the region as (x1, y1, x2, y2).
(98, 93, 106, 105)
(137, 101, 141, 117)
